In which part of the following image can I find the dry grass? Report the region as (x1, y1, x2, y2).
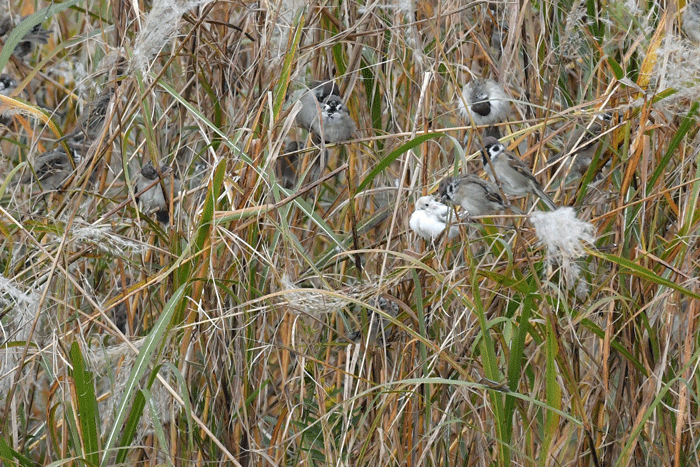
(0, 0, 699, 466)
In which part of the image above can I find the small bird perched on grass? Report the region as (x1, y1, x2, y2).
(409, 195, 461, 240)
(57, 87, 115, 155)
(0, 74, 17, 95)
(135, 162, 182, 223)
(348, 296, 400, 346)
(683, 1, 700, 43)
(295, 80, 356, 143)
(0, 74, 18, 127)
(21, 147, 75, 191)
(481, 136, 557, 211)
(0, 15, 52, 59)
(549, 114, 612, 179)
(457, 78, 510, 137)
(439, 174, 506, 218)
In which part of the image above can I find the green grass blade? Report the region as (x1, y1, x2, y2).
(101, 284, 186, 466)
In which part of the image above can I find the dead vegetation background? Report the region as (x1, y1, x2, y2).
(0, 0, 699, 466)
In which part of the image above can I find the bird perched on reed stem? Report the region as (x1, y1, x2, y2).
(21, 147, 75, 191)
(295, 80, 356, 143)
(439, 174, 507, 218)
(135, 162, 182, 223)
(457, 78, 509, 137)
(409, 195, 461, 240)
(481, 136, 557, 210)
(57, 87, 115, 155)
(549, 114, 612, 179)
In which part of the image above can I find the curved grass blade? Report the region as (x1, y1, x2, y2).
(357, 133, 444, 192)
(101, 284, 186, 466)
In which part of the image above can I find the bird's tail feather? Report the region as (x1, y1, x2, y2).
(534, 188, 558, 210)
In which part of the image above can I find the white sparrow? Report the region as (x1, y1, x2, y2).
(439, 174, 506, 217)
(409, 195, 460, 240)
(683, 1, 700, 43)
(457, 78, 510, 135)
(481, 136, 557, 210)
(135, 162, 182, 223)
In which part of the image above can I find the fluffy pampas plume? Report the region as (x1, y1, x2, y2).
(529, 208, 596, 296)
(131, 0, 211, 72)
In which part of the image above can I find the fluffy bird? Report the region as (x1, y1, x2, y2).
(457, 78, 510, 135)
(439, 174, 506, 217)
(21, 147, 75, 190)
(0, 15, 51, 58)
(295, 81, 356, 143)
(57, 87, 115, 154)
(0, 74, 17, 95)
(481, 136, 557, 210)
(135, 162, 182, 223)
(409, 195, 460, 240)
(549, 115, 611, 178)
(683, 1, 700, 43)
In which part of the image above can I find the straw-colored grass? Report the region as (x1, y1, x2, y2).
(1, 0, 699, 466)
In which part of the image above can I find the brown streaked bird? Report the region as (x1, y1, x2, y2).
(481, 136, 557, 211)
(21, 147, 75, 191)
(57, 87, 115, 154)
(439, 174, 507, 217)
(0, 15, 52, 58)
(549, 114, 612, 178)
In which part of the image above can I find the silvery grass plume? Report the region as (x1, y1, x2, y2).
(650, 36, 700, 109)
(0, 277, 42, 396)
(529, 208, 595, 297)
(69, 222, 147, 256)
(87, 338, 176, 442)
(279, 274, 351, 316)
(131, 0, 212, 72)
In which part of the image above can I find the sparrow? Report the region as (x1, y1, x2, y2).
(457, 78, 510, 136)
(0, 74, 17, 95)
(313, 95, 356, 143)
(134, 162, 182, 223)
(309, 80, 340, 101)
(348, 296, 400, 346)
(0, 74, 18, 127)
(21, 147, 75, 190)
(409, 195, 461, 240)
(295, 81, 355, 143)
(0, 15, 51, 58)
(277, 139, 302, 188)
(57, 87, 115, 154)
(683, 1, 700, 43)
(481, 136, 557, 210)
(439, 174, 506, 217)
(549, 114, 611, 178)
